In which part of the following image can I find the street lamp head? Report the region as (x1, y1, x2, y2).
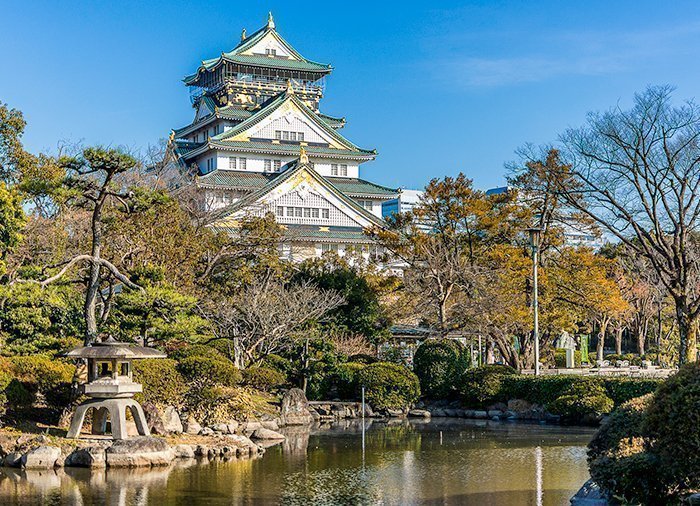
(526, 227, 543, 249)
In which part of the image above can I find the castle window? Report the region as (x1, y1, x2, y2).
(265, 48, 277, 56)
(276, 206, 284, 216)
(303, 208, 311, 218)
(312, 208, 319, 218)
(264, 159, 272, 171)
(228, 157, 236, 169)
(331, 164, 338, 176)
(286, 207, 295, 217)
(358, 200, 374, 211)
(321, 209, 329, 219)
(340, 164, 348, 176)
(321, 243, 339, 253)
(274, 130, 282, 140)
(239, 157, 247, 170)
(273, 160, 282, 171)
(294, 207, 303, 217)
(298, 132, 304, 141)
(289, 132, 297, 141)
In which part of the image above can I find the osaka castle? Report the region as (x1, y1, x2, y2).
(165, 13, 397, 261)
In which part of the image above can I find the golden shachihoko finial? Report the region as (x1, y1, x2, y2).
(299, 146, 308, 164)
(267, 12, 275, 30)
(286, 79, 294, 95)
(241, 28, 247, 41)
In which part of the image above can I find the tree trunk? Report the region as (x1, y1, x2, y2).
(486, 340, 495, 364)
(615, 327, 623, 355)
(84, 199, 104, 345)
(675, 300, 699, 364)
(638, 319, 648, 356)
(596, 320, 609, 361)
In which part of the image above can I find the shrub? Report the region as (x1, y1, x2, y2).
(186, 385, 275, 424)
(241, 366, 287, 392)
(133, 358, 187, 407)
(348, 354, 377, 365)
(588, 352, 598, 364)
(356, 362, 420, 410)
(547, 379, 613, 423)
(457, 365, 517, 407)
(5, 379, 34, 408)
(553, 349, 582, 368)
(644, 362, 700, 493)
(262, 354, 293, 374)
(6, 355, 75, 407)
(177, 356, 242, 387)
(602, 378, 662, 406)
(501, 375, 593, 406)
(169, 344, 225, 361)
(588, 394, 652, 463)
(320, 362, 366, 400)
(413, 340, 465, 399)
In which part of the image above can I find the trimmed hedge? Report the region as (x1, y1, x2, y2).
(546, 379, 613, 423)
(413, 340, 466, 399)
(3, 355, 75, 408)
(320, 362, 366, 400)
(500, 375, 662, 408)
(241, 366, 287, 392)
(133, 358, 187, 407)
(644, 362, 700, 494)
(457, 365, 517, 407)
(177, 356, 242, 387)
(356, 362, 420, 410)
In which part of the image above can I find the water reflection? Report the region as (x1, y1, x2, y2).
(0, 419, 594, 505)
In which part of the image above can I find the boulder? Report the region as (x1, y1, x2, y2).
(21, 446, 61, 469)
(251, 428, 286, 440)
(408, 409, 431, 418)
(472, 410, 488, 419)
(162, 406, 183, 434)
(487, 410, 503, 419)
(569, 479, 609, 505)
(65, 446, 107, 468)
(200, 427, 215, 436)
(0, 433, 17, 458)
(3, 451, 23, 468)
(507, 399, 534, 413)
(142, 402, 166, 435)
(242, 421, 263, 435)
(211, 423, 230, 434)
(226, 421, 239, 434)
(261, 420, 279, 431)
(173, 444, 195, 459)
(105, 437, 174, 468)
(444, 409, 459, 417)
(225, 434, 257, 449)
(280, 388, 313, 426)
(183, 415, 202, 435)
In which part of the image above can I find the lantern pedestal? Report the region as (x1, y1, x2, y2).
(66, 398, 150, 440)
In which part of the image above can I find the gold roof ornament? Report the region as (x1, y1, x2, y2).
(241, 28, 246, 41)
(299, 146, 309, 164)
(168, 130, 175, 142)
(286, 79, 294, 95)
(267, 12, 275, 30)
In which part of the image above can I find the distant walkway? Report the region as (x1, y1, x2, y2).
(520, 367, 675, 378)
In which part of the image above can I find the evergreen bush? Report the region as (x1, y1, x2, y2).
(547, 379, 613, 423)
(457, 365, 518, 407)
(177, 355, 242, 387)
(356, 362, 420, 410)
(644, 362, 700, 494)
(413, 340, 466, 399)
(133, 358, 187, 407)
(241, 366, 287, 392)
(320, 361, 366, 400)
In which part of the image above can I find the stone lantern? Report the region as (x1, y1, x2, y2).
(65, 336, 166, 440)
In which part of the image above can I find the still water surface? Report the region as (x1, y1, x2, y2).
(0, 419, 594, 505)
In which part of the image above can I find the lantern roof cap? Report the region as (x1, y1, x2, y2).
(64, 336, 167, 360)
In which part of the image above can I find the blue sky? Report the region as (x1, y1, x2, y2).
(3, 1, 700, 191)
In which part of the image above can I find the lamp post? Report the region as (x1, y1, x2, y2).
(526, 228, 543, 376)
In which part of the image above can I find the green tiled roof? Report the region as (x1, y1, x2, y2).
(327, 177, 396, 197)
(174, 105, 344, 137)
(213, 224, 374, 244)
(209, 160, 386, 229)
(210, 140, 375, 159)
(196, 169, 397, 198)
(183, 21, 331, 86)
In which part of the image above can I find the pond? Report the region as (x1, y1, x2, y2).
(0, 419, 595, 505)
